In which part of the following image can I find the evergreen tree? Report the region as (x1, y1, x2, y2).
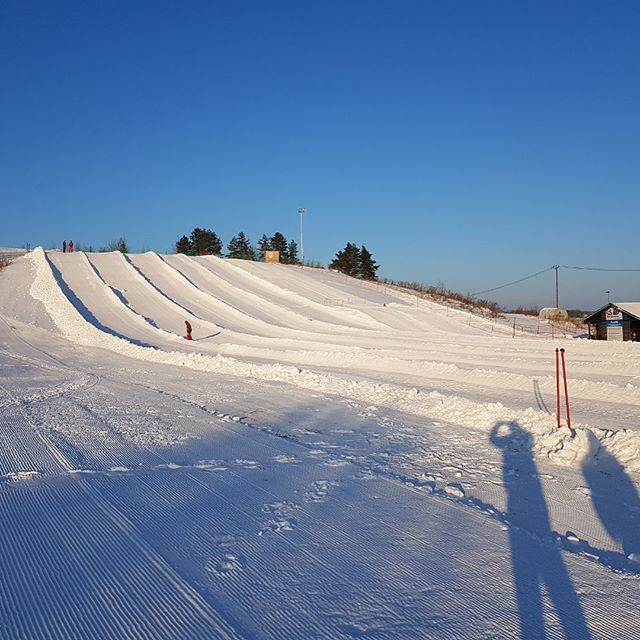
(117, 237, 128, 254)
(286, 239, 299, 264)
(175, 235, 194, 255)
(190, 227, 222, 256)
(257, 234, 271, 260)
(270, 232, 288, 262)
(359, 245, 379, 280)
(227, 232, 256, 260)
(329, 242, 360, 277)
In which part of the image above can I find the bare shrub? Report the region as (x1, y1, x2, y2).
(380, 277, 502, 317)
(509, 306, 539, 316)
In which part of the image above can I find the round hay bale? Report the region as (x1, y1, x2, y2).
(539, 307, 569, 322)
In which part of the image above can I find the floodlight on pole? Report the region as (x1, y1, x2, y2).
(298, 208, 307, 265)
(606, 290, 611, 303)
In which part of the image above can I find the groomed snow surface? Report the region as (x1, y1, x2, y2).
(0, 248, 638, 639)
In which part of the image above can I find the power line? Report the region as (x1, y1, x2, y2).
(472, 264, 640, 298)
(471, 267, 554, 296)
(561, 265, 640, 272)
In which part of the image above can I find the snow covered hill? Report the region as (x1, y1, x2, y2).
(0, 249, 639, 639)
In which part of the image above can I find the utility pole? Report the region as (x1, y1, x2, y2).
(553, 265, 560, 308)
(298, 208, 306, 265)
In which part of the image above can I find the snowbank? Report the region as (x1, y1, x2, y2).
(28, 247, 640, 474)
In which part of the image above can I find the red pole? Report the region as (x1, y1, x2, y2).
(555, 348, 561, 428)
(560, 348, 572, 429)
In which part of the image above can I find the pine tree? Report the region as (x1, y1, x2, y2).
(329, 242, 360, 277)
(359, 245, 379, 280)
(190, 228, 222, 256)
(227, 232, 256, 260)
(270, 232, 288, 262)
(257, 234, 271, 260)
(175, 235, 193, 254)
(117, 237, 128, 254)
(286, 239, 299, 264)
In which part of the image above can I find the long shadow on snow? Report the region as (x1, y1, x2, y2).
(491, 420, 591, 640)
(81, 400, 471, 638)
(583, 446, 640, 564)
(48, 259, 157, 349)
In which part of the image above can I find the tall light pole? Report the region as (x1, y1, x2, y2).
(606, 290, 611, 303)
(298, 208, 306, 265)
(553, 265, 560, 308)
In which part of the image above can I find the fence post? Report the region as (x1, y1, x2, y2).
(513, 319, 516, 338)
(560, 348, 572, 429)
(555, 348, 561, 428)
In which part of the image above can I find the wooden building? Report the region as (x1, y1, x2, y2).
(583, 303, 640, 341)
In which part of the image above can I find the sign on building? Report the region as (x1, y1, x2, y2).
(606, 307, 624, 341)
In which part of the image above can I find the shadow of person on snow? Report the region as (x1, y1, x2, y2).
(490, 421, 591, 640)
(193, 332, 221, 341)
(583, 445, 640, 567)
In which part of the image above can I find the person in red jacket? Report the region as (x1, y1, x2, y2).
(184, 320, 193, 340)
(68, 240, 74, 253)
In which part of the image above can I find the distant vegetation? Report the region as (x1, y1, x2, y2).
(381, 278, 502, 317)
(174, 228, 300, 264)
(507, 306, 539, 316)
(329, 243, 379, 280)
(70, 237, 128, 253)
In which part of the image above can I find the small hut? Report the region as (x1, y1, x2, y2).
(583, 303, 640, 341)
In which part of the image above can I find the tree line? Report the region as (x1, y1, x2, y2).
(175, 228, 299, 264)
(329, 243, 379, 280)
(175, 228, 380, 280)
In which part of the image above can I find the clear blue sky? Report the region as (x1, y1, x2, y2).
(2, 1, 639, 310)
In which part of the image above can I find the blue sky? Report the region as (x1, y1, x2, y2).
(1, 1, 639, 309)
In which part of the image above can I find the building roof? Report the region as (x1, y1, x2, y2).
(583, 303, 640, 323)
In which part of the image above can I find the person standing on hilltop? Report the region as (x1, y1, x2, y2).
(184, 320, 193, 340)
(68, 240, 74, 253)
(62, 240, 66, 253)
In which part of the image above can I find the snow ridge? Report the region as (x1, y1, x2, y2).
(28, 248, 640, 474)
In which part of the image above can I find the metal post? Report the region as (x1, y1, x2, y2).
(298, 208, 306, 266)
(555, 348, 561, 428)
(554, 265, 560, 308)
(560, 348, 572, 429)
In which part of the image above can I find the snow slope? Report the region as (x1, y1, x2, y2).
(0, 249, 639, 639)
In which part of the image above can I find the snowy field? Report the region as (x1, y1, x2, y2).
(0, 249, 639, 639)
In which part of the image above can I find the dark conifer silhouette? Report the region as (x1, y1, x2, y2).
(227, 232, 256, 260)
(286, 239, 299, 264)
(190, 228, 222, 256)
(359, 245, 378, 280)
(270, 232, 288, 262)
(330, 242, 362, 277)
(175, 235, 193, 255)
(257, 234, 271, 260)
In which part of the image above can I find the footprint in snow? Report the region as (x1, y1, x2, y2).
(262, 501, 299, 516)
(445, 483, 465, 498)
(259, 518, 297, 536)
(305, 480, 335, 503)
(323, 459, 350, 468)
(208, 553, 245, 575)
(194, 460, 228, 472)
(5, 470, 41, 482)
(272, 454, 298, 464)
(234, 459, 261, 470)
